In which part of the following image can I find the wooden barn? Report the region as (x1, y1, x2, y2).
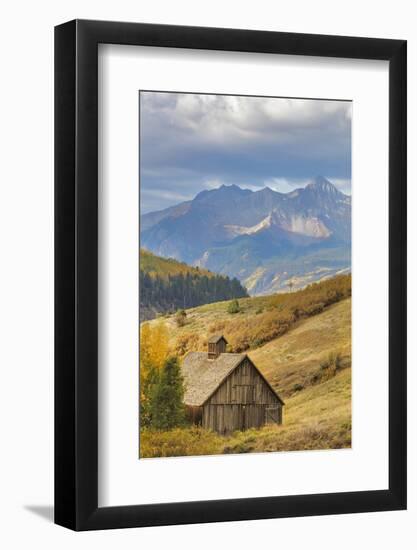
(182, 335, 284, 434)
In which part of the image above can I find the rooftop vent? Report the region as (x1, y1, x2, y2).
(207, 334, 228, 360)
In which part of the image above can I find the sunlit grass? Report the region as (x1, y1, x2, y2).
(147, 275, 351, 358)
(140, 286, 352, 458)
(140, 368, 351, 458)
(249, 298, 351, 397)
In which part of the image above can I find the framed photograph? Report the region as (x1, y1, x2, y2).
(55, 20, 407, 530)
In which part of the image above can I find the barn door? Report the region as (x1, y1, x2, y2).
(265, 405, 280, 424)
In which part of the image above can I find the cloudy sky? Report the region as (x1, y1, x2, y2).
(140, 92, 352, 214)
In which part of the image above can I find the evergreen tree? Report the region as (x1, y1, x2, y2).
(150, 356, 185, 430)
(140, 364, 159, 427)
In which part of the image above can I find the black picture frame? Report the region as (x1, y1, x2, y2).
(55, 19, 407, 531)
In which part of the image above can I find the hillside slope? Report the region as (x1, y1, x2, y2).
(140, 249, 248, 321)
(226, 298, 351, 452)
(151, 274, 350, 356)
(249, 297, 351, 398)
(140, 248, 212, 278)
(141, 297, 351, 456)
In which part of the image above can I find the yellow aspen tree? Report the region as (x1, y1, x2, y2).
(139, 321, 169, 401)
(148, 322, 169, 371)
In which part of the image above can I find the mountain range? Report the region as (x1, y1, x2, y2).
(141, 176, 351, 295)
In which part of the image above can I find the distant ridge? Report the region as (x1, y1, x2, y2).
(140, 248, 212, 278)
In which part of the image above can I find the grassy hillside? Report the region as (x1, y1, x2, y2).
(140, 248, 212, 278)
(141, 297, 351, 457)
(227, 298, 351, 452)
(151, 274, 350, 357)
(249, 297, 351, 398)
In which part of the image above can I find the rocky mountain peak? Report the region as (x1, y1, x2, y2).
(306, 176, 341, 195)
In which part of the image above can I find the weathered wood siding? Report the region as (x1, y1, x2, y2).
(186, 405, 203, 425)
(208, 339, 227, 359)
(201, 357, 282, 434)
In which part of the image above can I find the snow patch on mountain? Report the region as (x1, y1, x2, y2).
(283, 215, 331, 238)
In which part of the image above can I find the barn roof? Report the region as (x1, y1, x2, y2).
(182, 351, 285, 407)
(181, 352, 243, 406)
(207, 334, 228, 344)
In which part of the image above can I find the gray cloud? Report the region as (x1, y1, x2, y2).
(140, 92, 351, 213)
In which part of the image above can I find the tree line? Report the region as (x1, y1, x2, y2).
(140, 270, 248, 314)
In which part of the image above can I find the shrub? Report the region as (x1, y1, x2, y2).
(317, 351, 343, 382)
(175, 309, 187, 327)
(225, 275, 351, 353)
(227, 299, 241, 314)
(310, 373, 320, 385)
(173, 332, 201, 357)
(321, 351, 342, 371)
(140, 426, 223, 458)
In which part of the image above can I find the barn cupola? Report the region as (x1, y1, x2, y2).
(207, 334, 228, 360)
